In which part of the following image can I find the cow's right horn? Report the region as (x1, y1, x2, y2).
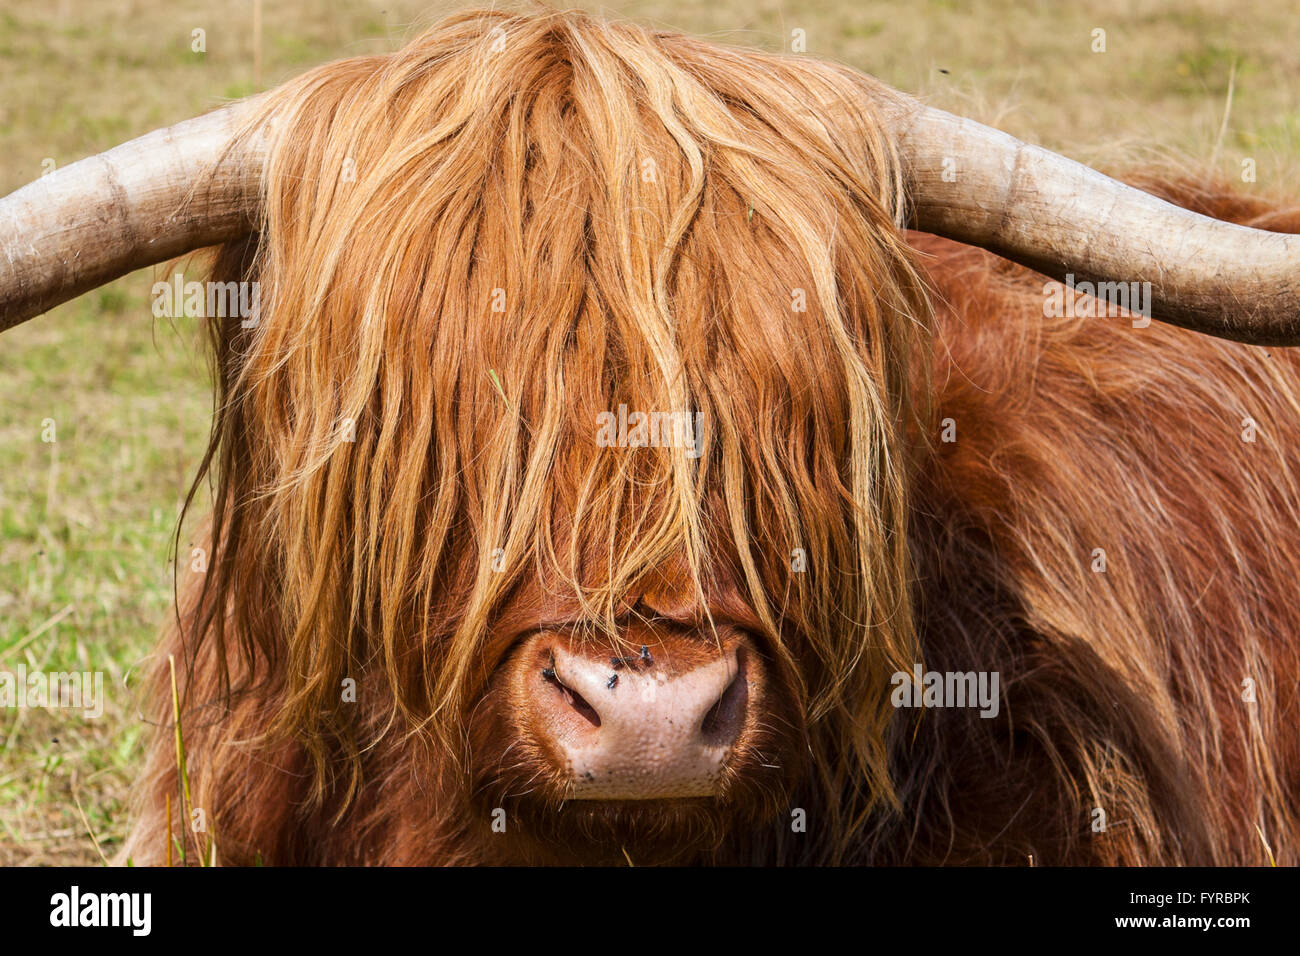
(0, 98, 266, 334)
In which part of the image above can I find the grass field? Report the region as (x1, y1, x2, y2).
(1, 0, 1297, 865)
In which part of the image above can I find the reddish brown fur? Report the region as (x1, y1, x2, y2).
(888, 184, 1300, 864)
(119, 12, 1299, 866)
(123, 179, 1300, 866)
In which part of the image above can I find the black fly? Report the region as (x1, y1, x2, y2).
(607, 674, 619, 690)
(612, 645, 654, 671)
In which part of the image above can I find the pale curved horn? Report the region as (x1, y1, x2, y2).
(0, 99, 266, 333)
(891, 99, 1300, 346)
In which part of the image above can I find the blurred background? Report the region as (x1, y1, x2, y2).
(1, 0, 1297, 864)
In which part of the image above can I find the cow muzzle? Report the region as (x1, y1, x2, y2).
(516, 631, 754, 799)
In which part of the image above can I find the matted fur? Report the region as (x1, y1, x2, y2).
(121, 8, 1298, 865)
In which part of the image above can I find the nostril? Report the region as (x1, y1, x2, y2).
(543, 664, 601, 728)
(700, 654, 748, 746)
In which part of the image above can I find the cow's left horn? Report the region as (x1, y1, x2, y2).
(890, 98, 1300, 346)
(0, 99, 266, 333)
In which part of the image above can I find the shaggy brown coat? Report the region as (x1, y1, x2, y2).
(121, 8, 1298, 866)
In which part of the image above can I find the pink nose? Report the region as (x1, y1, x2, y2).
(525, 642, 749, 799)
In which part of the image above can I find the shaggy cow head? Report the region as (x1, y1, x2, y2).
(197, 11, 932, 864)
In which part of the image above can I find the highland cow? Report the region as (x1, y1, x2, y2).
(1, 8, 1298, 866)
